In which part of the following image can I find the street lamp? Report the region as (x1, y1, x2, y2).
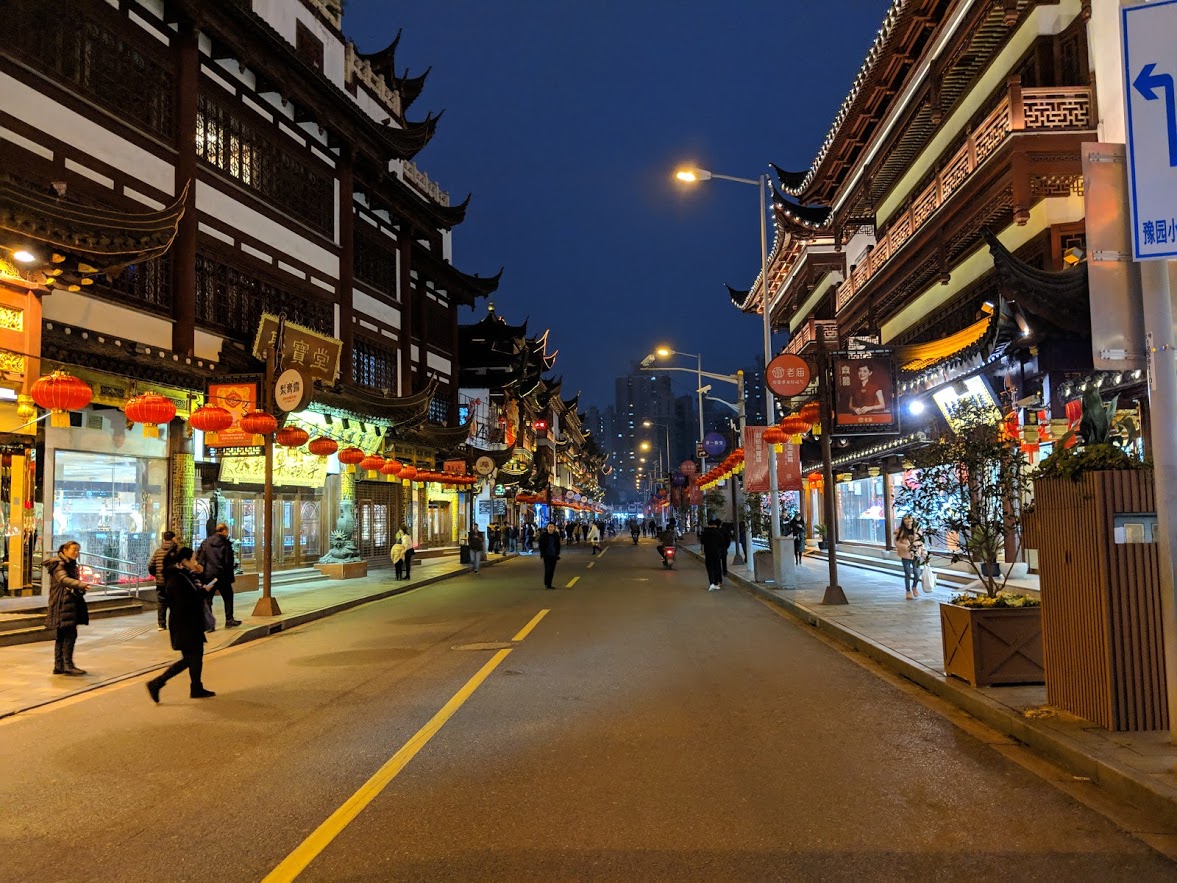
(650, 345, 706, 482)
(642, 419, 672, 475)
(674, 164, 789, 589)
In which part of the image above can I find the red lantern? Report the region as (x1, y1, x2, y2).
(276, 426, 309, 448)
(360, 455, 386, 475)
(780, 415, 811, 442)
(384, 459, 403, 476)
(240, 410, 278, 440)
(31, 370, 93, 428)
(400, 465, 418, 482)
(763, 425, 787, 451)
(308, 437, 338, 457)
(189, 404, 233, 445)
(799, 401, 821, 426)
(124, 392, 176, 438)
(338, 447, 365, 473)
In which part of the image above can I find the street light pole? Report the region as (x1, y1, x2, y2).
(758, 173, 788, 589)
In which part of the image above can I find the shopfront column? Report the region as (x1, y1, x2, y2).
(169, 417, 195, 545)
(882, 470, 895, 551)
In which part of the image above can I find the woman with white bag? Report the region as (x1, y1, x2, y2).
(894, 515, 926, 600)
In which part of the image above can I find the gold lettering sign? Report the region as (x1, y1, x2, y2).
(253, 313, 342, 382)
(218, 445, 329, 488)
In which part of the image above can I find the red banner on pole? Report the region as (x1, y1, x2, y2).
(742, 426, 802, 492)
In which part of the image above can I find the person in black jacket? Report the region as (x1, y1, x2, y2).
(147, 530, 176, 630)
(700, 518, 726, 591)
(147, 546, 216, 702)
(197, 523, 239, 628)
(45, 541, 89, 675)
(538, 522, 561, 589)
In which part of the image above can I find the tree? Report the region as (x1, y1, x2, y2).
(743, 492, 770, 541)
(896, 398, 1028, 598)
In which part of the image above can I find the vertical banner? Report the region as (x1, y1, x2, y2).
(742, 426, 802, 492)
(832, 353, 899, 433)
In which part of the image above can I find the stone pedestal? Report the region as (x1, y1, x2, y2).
(314, 561, 368, 580)
(234, 573, 260, 593)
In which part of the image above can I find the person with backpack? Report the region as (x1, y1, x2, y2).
(147, 530, 177, 630)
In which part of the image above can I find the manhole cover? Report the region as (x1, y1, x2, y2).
(452, 641, 514, 651)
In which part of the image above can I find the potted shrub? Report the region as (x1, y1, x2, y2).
(897, 399, 1043, 687)
(815, 523, 829, 551)
(1031, 387, 1166, 731)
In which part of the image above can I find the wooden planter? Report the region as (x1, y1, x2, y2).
(1033, 470, 1168, 731)
(940, 602, 1045, 687)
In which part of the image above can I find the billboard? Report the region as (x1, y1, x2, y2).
(742, 426, 802, 492)
(206, 381, 259, 448)
(833, 353, 898, 434)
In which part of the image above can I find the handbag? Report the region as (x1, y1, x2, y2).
(921, 564, 936, 593)
(202, 599, 216, 632)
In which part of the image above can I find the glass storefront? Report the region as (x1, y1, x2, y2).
(194, 489, 323, 570)
(834, 475, 888, 545)
(51, 450, 167, 583)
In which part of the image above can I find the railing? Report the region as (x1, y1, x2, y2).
(784, 319, 840, 356)
(79, 551, 152, 600)
(835, 81, 1095, 314)
(403, 161, 451, 206)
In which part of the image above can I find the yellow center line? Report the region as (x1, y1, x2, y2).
(512, 608, 550, 642)
(587, 561, 595, 568)
(263, 646, 512, 882)
(598, 547, 610, 558)
(565, 576, 580, 589)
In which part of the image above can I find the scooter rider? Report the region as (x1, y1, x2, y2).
(630, 520, 641, 544)
(656, 519, 678, 564)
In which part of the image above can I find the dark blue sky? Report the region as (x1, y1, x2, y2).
(345, 1, 889, 409)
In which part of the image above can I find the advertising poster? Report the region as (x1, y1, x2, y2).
(742, 426, 802, 492)
(206, 382, 258, 448)
(833, 353, 899, 434)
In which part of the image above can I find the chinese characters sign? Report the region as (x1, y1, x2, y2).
(742, 426, 802, 493)
(833, 353, 898, 435)
(765, 353, 813, 398)
(206, 381, 258, 448)
(253, 313, 342, 382)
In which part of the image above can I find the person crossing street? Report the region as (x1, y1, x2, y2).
(538, 522, 562, 589)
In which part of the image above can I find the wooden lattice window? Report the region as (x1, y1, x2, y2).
(428, 396, 451, 425)
(93, 255, 173, 315)
(354, 224, 398, 294)
(8, 4, 174, 139)
(196, 92, 334, 235)
(194, 252, 332, 342)
(352, 336, 398, 391)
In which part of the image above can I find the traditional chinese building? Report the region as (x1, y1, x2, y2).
(732, 0, 1106, 555)
(1, 0, 497, 582)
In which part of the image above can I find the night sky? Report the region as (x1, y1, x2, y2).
(344, 1, 890, 409)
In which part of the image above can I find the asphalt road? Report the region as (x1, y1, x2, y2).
(1, 536, 1173, 882)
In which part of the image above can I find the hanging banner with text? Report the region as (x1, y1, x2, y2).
(742, 426, 802, 492)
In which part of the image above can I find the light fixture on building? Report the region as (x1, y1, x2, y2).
(1062, 246, 1086, 266)
(12, 249, 35, 263)
(908, 399, 926, 416)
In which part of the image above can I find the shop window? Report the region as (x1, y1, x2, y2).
(834, 476, 887, 545)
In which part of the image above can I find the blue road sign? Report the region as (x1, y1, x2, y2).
(1123, 0, 1177, 260)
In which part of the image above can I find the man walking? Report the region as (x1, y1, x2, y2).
(468, 524, 485, 574)
(700, 517, 726, 591)
(197, 523, 239, 628)
(147, 530, 177, 630)
(538, 522, 562, 589)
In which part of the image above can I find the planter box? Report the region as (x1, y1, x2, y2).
(1034, 470, 1168, 731)
(313, 561, 368, 580)
(940, 602, 1044, 687)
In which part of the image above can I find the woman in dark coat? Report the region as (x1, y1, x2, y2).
(538, 522, 562, 589)
(147, 547, 216, 702)
(45, 541, 89, 675)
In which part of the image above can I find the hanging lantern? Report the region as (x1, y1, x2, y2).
(799, 400, 821, 427)
(308, 437, 338, 457)
(384, 459, 403, 476)
(763, 425, 787, 453)
(360, 454, 386, 476)
(780, 415, 811, 444)
(124, 392, 177, 438)
(189, 404, 233, 445)
(31, 370, 93, 428)
(338, 446, 365, 473)
(240, 410, 278, 444)
(276, 426, 310, 448)
(400, 464, 418, 481)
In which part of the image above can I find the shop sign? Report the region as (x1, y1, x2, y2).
(253, 313, 342, 382)
(214, 445, 263, 458)
(679, 460, 697, 476)
(443, 459, 466, 474)
(832, 351, 900, 435)
(207, 381, 259, 448)
(475, 455, 496, 475)
(274, 368, 312, 413)
(703, 432, 727, 457)
(478, 500, 492, 516)
(493, 484, 505, 497)
(742, 426, 802, 492)
(765, 353, 812, 398)
(218, 445, 328, 487)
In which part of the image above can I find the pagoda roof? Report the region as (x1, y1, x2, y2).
(984, 229, 1090, 335)
(460, 306, 528, 342)
(772, 188, 832, 232)
(394, 418, 473, 450)
(895, 304, 1001, 374)
(395, 69, 431, 113)
(726, 284, 753, 310)
(561, 393, 580, 412)
(413, 248, 501, 306)
(355, 31, 431, 113)
(314, 376, 437, 425)
(41, 321, 216, 392)
(1, 177, 187, 285)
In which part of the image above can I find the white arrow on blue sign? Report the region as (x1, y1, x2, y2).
(1123, 0, 1177, 260)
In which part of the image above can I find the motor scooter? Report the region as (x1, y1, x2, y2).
(631, 531, 640, 545)
(661, 545, 676, 569)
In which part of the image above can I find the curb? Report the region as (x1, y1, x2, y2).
(681, 546, 1177, 828)
(0, 553, 521, 720)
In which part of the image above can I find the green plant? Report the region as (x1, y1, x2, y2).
(743, 492, 769, 540)
(949, 592, 1041, 609)
(896, 398, 1027, 598)
(815, 523, 828, 540)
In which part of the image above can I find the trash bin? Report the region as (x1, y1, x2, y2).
(754, 550, 774, 582)
(459, 544, 471, 564)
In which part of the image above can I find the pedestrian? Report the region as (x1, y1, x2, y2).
(720, 521, 733, 576)
(588, 521, 601, 555)
(507, 522, 519, 553)
(538, 522, 561, 589)
(391, 536, 405, 579)
(787, 513, 805, 565)
(147, 530, 177, 631)
(488, 522, 501, 554)
(468, 524, 485, 574)
(701, 518, 726, 591)
(521, 521, 533, 554)
(895, 514, 923, 599)
(197, 523, 239, 628)
(146, 546, 216, 702)
(397, 524, 415, 578)
(565, 521, 574, 545)
(45, 541, 89, 676)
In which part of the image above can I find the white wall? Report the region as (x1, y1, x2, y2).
(1090, 0, 1127, 144)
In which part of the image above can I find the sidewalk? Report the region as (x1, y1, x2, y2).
(0, 551, 517, 719)
(686, 544, 1177, 828)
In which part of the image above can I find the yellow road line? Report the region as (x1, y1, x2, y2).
(565, 576, 580, 589)
(263, 647, 513, 882)
(511, 608, 550, 642)
(598, 547, 609, 558)
(587, 561, 595, 568)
